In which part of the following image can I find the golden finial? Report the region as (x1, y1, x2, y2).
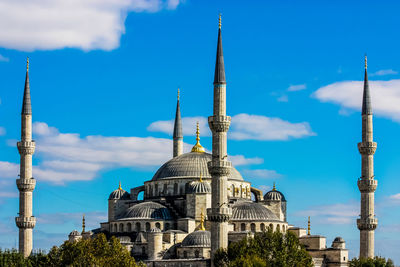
(118, 181, 122, 190)
(26, 57, 29, 72)
(82, 214, 86, 233)
(199, 174, 203, 182)
(307, 216, 311, 235)
(365, 54, 367, 70)
(199, 211, 205, 231)
(177, 88, 180, 101)
(272, 182, 276, 191)
(219, 14, 222, 29)
(191, 122, 205, 153)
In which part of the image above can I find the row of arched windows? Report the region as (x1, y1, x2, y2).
(234, 222, 287, 233)
(111, 221, 171, 233)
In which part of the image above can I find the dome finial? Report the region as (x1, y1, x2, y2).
(199, 211, 205, 231)
(199, 173, 203, 182)
(365, 54, 367, 70)
(26, 57, 29, 72)
(307, 216, 311, 235)
(82, 214, 86, 234)
(118, 181, 122, 190)
(177, 88, 180, 101)
(219, 14, 222, 29)
(191, 122, 205, 153)
(272, 182, 276, 191)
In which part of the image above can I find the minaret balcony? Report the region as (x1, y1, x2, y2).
(15, 216, 36, 229)
(208, 116, 231, 132)
(357, 179, 377, 193)
(208, 160, 232, 176)
(357, 217, 378, 231)
(17, 141, 36, 155)
(16, 178, 36, 191)
(358, 142, 377, 155)
(207, 207, 232, 223)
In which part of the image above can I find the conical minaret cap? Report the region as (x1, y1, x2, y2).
(173, 88, 183, 138)
(22, 57, 32, 115)
(213, 14, 226, 84)
(362, 55, 372, 115)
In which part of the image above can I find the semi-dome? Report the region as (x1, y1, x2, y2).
(333, 237, 345, 243)
(121, 201, 172, 220)
(231, 201, 279, 221)
(263, 184, 286, 202)
(188, 180, 211, 194)
(109, 182, 130, 200)
(152, 152, 243, 181)
(181, 230, 211, 247)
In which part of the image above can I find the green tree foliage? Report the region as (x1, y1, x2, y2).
(349, 256, 395, 267)
(214, 230, 313, 267)
(0, 234, 143, 267)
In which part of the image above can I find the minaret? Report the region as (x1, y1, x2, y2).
(357, 55, 378, 258)
(173, 88, 183, 157)
(15, 57, 36, 257)
(207, 14, 232, 262)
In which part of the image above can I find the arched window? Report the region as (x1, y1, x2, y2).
(119, 223, 124, 232)
(183, 251, 187, 258)
(142, 247, 146, 255)
(146, 222, 151, 231)
(276, 224, 280, 232)
(148, 185, 152, 197)
(233, 224, 236, 231)
(174, 183, 178, 195)
(195, 250, 200, 258)
(155, 222, 161, 230)
(165, 223, 170, 230)
(250, 223, 256, 232)
(282, 225, 285, 232)
(127, 223, 132, 232)
(163, 184, 168, 195)
(241, 223, 246, 231)
(231, 185, 235, 197)
(136, 222, 141, 232)
(155, 184, 158, 196)
(269, 224, 273, 231)
(260, 223, 265, 232)
(113, 224, 117, 232)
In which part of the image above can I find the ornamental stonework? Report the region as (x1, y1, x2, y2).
(358, 141, 377, 155)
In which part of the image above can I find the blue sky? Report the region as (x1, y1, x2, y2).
(1, 0, 400, 262)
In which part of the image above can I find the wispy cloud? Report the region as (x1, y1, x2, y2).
(241, 169, 282, 179)
(0, 0, 182, 51)
(314, 79, 400, 122)
(277, 95, 289, 102)
(149, 114, 316, 141)
(0, 127, 5, 136)
(288, 84, 306, 92)
(370, 69, 398, 77)
(229, 155, 263, 166)
(257, 185, 271, 194)
(0, 54, 9, 62)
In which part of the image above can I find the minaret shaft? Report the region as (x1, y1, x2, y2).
(16, 59, 36, 257)
(357, 57, 377, 258)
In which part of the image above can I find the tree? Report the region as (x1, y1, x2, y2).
(349, 256, 395, 267)
(214, 230, 313, 267)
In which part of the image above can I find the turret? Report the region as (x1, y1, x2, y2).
(173, 88, 183, 157)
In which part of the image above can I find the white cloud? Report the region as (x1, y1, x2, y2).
(1, 122, 259, 184)
(0, 191, 18, 198)
(257, 185, 271, 194)
(370, 69, 398, 77)
(314, 79, 400, 122)
(149, 114, 316, 141)
(0, 0, 182, 51)
(288, 84, 306, 91)
(0, 127, 5, 136)
(0, 54, 9, 62)
(389, 193, 400, 200)
(277, 95, 288, 102)
(241, 169, 282, 179)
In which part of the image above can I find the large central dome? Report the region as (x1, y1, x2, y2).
(152, 152, 243, 181)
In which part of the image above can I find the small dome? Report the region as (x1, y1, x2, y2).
(152, 152, 243, 181)
(181, 230, 211, 247)
(188, 180, 211, 194)
(109, 183, 130, 200)
(232, 201, 279, 221)
(121, 201, 172, 220)
(333, 237, 344, 243)
(69, 230, 80, 236)
(264, 185, 286, 202)
(149, 227, 162, 233)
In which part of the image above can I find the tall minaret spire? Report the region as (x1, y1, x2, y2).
(173, 88, 183, 157)
(16, 57, 36, 257)
(357, 55, 378, 258)
(207, 14, 232, 264)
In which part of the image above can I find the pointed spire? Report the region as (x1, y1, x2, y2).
(191, 122, 205, 153)
(272, 182, 276, 191)
(362, 54, 372, 115)
(82, 214, 86, 233)
(173, 88, 183, 139)
(307, 216, 311, 235)
(214, 14, 226, 84)
(22, 57, 32, 115)
(199, 211, 205, 231)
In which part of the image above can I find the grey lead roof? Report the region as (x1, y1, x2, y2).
(173, 99, 183, 138)
(231, 201, 279, 221)
(120, 201, 172, 220)
(181, 230, 211, 247)
(22, 70, 32, 115)
(213, 27, 226, 84)
(362, 67, 372, 115)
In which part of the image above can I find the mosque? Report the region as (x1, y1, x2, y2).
(15, 15, 378, 267)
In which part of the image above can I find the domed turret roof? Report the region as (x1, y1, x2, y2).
(120, 201, 172, 220)
(152, 152, 243, 181)
(188, 178, 211, 194)
(181, 230, 211, 247)
(263, 183, 286, 202)
(109, 182, 130, 200)
(69, 230, 80, 236)
(231, 201, 279, 221)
